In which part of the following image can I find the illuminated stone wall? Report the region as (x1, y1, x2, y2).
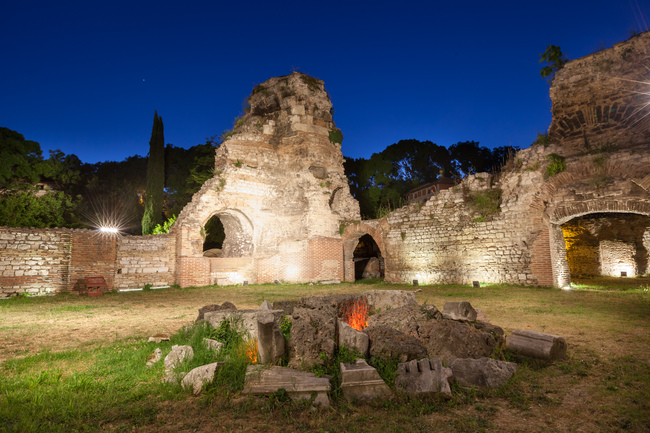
(600, 240, 637, 277)
(549, 31, 650, 155)
(0, 228, 176, 297)
(174, 72, 359, 286)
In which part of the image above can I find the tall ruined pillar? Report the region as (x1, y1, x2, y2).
(174, 72, 360, 287)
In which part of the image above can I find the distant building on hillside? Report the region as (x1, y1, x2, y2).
(406, 177, 455, 203)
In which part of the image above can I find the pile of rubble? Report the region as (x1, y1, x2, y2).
(147, 290, 567, 406)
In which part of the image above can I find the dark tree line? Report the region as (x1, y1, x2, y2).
(0, 126, 216, 233)
(344, 139, 517, 219)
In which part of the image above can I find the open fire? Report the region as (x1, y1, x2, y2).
(341, 298, 369, 331)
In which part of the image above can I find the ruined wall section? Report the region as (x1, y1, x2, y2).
(114, 234, 176, 290)
(175, 72, 360, 285)
(0, 227, 176, 296)
(549, 31, 650, 155)
(382, 147, 548, 285)
(0, 228, 71, 296)
(382, 141, 650, 286)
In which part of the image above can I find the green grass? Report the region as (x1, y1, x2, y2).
(0, 280, 648, 431)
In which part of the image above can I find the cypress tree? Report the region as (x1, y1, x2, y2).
(141, 110, 165, 235)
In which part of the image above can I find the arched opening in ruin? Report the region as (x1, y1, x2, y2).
(561, 212, 650, 281)
(342, 232, 384, 281)
(201, 209, 254, 258)
(353, 234, 383, 280)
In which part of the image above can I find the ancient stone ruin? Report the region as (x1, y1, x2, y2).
(150, 290, 561, 405)
(1, 33, 650, 296)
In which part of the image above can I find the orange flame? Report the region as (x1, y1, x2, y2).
(342, 298, 369, 331)
(244, 339, 258, 364)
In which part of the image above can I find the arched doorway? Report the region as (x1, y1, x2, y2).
(341, 221, 388, 282)
(562, 213, 650, 279)
(353, 234, 383, 280)
(201, 209, 254, 258)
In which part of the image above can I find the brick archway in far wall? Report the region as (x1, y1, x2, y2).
(341, 220, 387, 282)
(544, 198, 650, 287)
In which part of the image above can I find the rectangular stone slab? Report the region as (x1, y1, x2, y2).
(243, 365, 331, 406)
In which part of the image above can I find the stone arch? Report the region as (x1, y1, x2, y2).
(341, 221, 387, 282)
(200, 209, 254, 257)
(540, 197, 650, 287)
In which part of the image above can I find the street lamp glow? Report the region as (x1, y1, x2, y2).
(99, 227, 119, 233)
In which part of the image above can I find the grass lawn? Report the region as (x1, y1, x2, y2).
(0, 278, 648, 432)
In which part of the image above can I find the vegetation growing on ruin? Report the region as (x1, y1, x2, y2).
(545, 153, 566, 178)
(328, 127, 343, 144)
(539, 44, 568, 82)
(299, 74, 322, 92)
(535, 131, 550, 145)
(151, 214, 176, 234)
(464, 187, 502, 222)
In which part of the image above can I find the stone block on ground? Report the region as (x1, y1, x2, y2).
(146, 348, 163, 367)
(506, 330, 567, 361)
(365, 325, 427, 362)
(338, 319, 369, 357)
(395, 358, 453, 397)
(258, 300, 273, 310)
(287, 307, 336, 369)
(204, 309, 284, 341)
(203, 338, 224, 353)
(147, 334, 170, 343)
(366, 304, 433, 338)
(361, 257, 381, 279)
(442, 301, 478, 321)
(243, 365, 331, 406)
(181, 362, 224, 395)
(257, 311, 286, 364)
(340, 358, 392, 401)
(363, 290, 418, 312)
(417, 319, 497, 363)
(195, 302, 237, 322)
(450, 357, 517, 388)
(164, 345, 194, 371)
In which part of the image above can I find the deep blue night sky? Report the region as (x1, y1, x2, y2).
(2, 0, 649, 164)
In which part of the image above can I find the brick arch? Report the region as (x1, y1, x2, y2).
(341, 220, 387, 282)
(200, 208, 255, 258)
(528, 161, 650, 286)
(543, 197, 650, 288)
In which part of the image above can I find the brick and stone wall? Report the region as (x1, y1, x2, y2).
(549, 31, 650, 155)
(600, 240, 637, 277)
(173, 72, 359, 287)
(0, 228, 71, 296)
(0, 228, 176, 297)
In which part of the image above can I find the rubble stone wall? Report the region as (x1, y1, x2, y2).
(0, 228, 176, 297)
(549, 32, 650, 155)
(600, 240, 637, 276)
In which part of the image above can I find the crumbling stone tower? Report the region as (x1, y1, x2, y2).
(174, 72, 360, 286)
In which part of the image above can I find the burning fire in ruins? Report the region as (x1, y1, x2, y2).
(340, 298, 369, 331)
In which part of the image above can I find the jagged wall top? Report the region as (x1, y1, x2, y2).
(548, 31, 650, 155)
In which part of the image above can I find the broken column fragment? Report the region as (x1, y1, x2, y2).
(395, 358, 453, 397)
(257, 311, 285, 364)
(340, 358, 392, 401)
(506, 330, 567, 361)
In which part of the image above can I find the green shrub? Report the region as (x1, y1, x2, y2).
(465, 188, 502, 222)
(535, 131, 550, 145)
(151, 214, 176, 234)
(328, 127, 343, 144)
(545, 153, 566, 178)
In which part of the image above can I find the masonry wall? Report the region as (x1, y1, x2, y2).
(600, 240, 637, 277)
(0, 228, 176, 297)
(0, 228, 71, 296)
(114, 234, 176, 289)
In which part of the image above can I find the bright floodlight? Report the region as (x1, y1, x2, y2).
(99, 227, 119, 233)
